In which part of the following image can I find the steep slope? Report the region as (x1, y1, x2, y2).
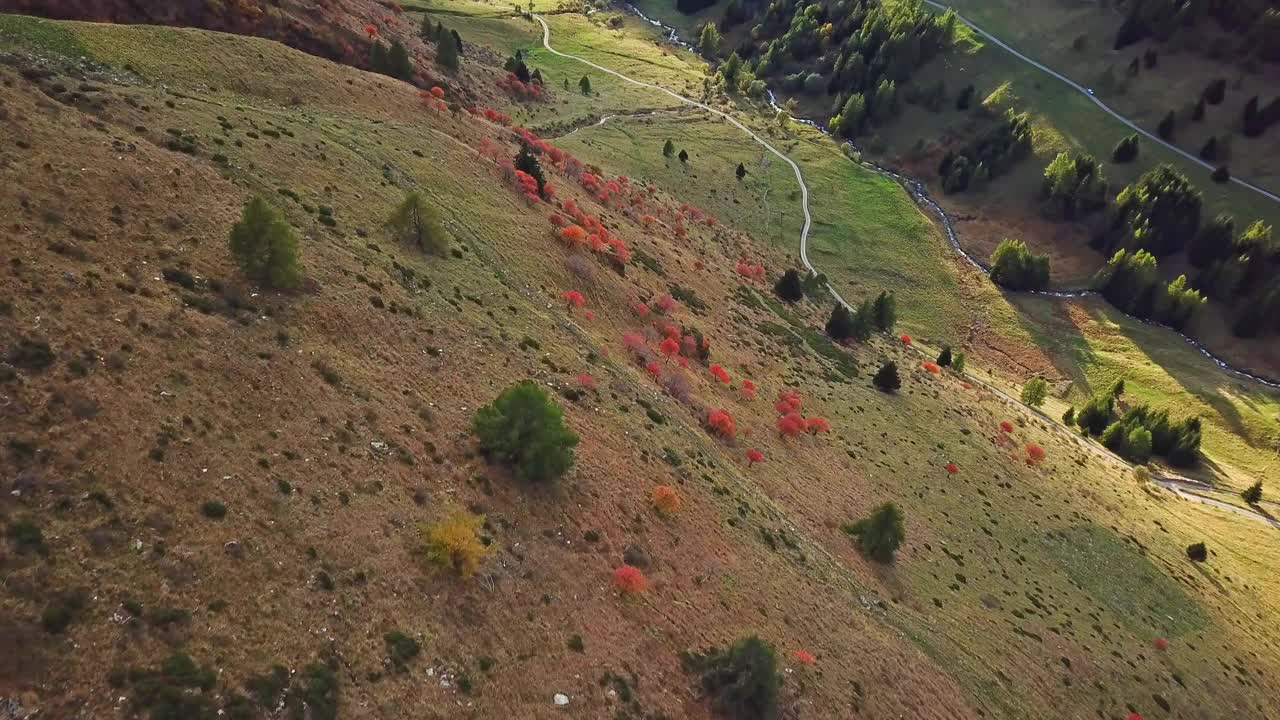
(1, 10, 1279, 720)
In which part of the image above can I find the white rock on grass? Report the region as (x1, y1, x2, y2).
(552, 693, 570, 707)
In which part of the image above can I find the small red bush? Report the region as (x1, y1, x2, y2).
(999, 420, 1014, 433)
(612, 565, 648, 594)
(741, 379, 756, 400)
(746, 449, 764, 466)
(776, 390, 802, 413)
(364, 23, 378, 38)
(652, 485, 681, 513)
(653, 293, 678, 315)
(792, 650, 816, 665)
(707, 409, 736, 438)
(559, 225, 587, 247)
(1153, 637, 1169, 651)
(900, 333, 912, 345)
(1025, 444, 1046, 465)
(805, 417, 830, 434)
(709, 364, 730, 383)
(563, 290, 585, 308)
(659, 337, 680, 359)
(921, 361, 941, 374)
(945, 463, 958, 475)
(777, 413, 806, 438)
(430, 86, 445, 98)
(577, 372, 595, 390)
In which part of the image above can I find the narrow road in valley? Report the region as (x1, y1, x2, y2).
(920, 1, 1280, 204)
(1153, 478, 1280, 528)
(534, 13, 1279, 529)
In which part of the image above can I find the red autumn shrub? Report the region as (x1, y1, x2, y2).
(736, 261, 767, 280)
(776, 390, 802, 413)
(577, 372, 595, 390)
(999, 420, 1014, 433)
(1126, 715, 1143, 720)
(792, 650, 816, 665)
(900, 333, 912, 345)
(645, 361, 661, 379)
(612, 565, 648, 594)
(560, 225, 587, 247)
(652, 485, 681, 513)
(641, 213, 656, 226)
(1153, 637, 1169, 651)
(584, 310, 595, 321)
(709, 364, 730, 383)
(563, 290, 585, 308)
(653, 293, 678, 315)
(659, 337, 680, 359)
(430, 86, 445, 98)
(631, 302, 650, 317)
(707, 409, 736, 438)
(777, 412, 806, 438)
(945, 463, 958, 475)
(549, 213, 565, 227)
(805, 417, 830, 434)
(364, 23, 378, 38)
(921, 361, 941, 374)
(746, 449, 764, 466)
(1025, 444, 1046, 465)
(622, 333, 646, 353)
(741, 379, 757, 400)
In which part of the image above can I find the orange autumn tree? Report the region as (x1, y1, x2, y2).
(652, 485, 681, 513)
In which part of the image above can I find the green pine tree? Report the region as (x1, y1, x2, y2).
(472, 381, 579, 483)
(228, 196, 302, 289)
(873, 361, 901, 392)
(843, 502, 905, 563)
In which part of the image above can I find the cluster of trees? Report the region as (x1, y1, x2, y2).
(1113, 0, 1280, 65)
(1084, 164, 1280, 337)
(502, 49, 541, 85)
(989, 238, 1050, 291)
(937, 111, 1032, 193)
(697, 0, 957, 138)
(1041, 152, 1109, 221)
(1068, 379, 1202, 466)
(1095, 249, 1206, 329)
(1100, 165, 1202, 257)
(824, 291, 897, 342)
(421, 17, 462, 71)
(370, 39, 414, 81)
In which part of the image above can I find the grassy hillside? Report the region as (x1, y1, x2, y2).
(1, 8, 1279, 720)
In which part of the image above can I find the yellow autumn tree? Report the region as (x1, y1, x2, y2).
(421, 509, 491, 578)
